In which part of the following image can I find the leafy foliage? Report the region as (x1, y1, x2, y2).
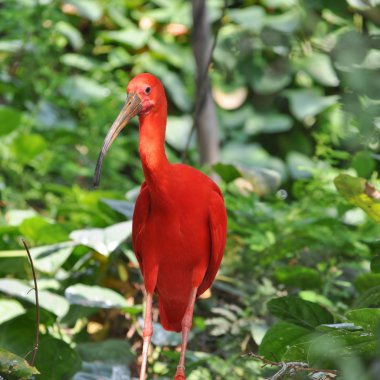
(0, 0, 380, 379)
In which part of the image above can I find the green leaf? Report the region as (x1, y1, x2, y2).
(282, 341, 310, 362)
(29, 242, 76, 274)
(60, 53, 96, 71)
(354, 285, 380, 308)
(166, 115, 193, 150)
(55, 21, 84, 50)
(0, 348, 39, 379)
(334, 174, 380, 223)
(228, 6, 265, 33)
(346, 308, 380, 333)
(76, 339, 135, 365)
(259, 321, 312, 359)
(251, 67, 291, 95)
(101, 29, 151, 49)
(0, 314, 80, 380)
(69, 221, 132, 256)
(287, 151, 315, 179)
(0, 299, 25, 325)
(245, 113, 293, 135)
(286, 89, 339, 121)
(274, 266, 321, 289)
(0, 279, 69, 318)
(352, 151, 376, 179)
(371, 255, 380, 273)
(302, 53, 339, 87)
(65, 0, 103, 21)
(36, 335, 81, 380)
(308, 330, 378, 368)
(11, 134, 47, 164)
(0, 106, 22, 136)
(213, 163, 242, 183)
(267, 296, 334, 329)
(65, 284, 129, 309)
(61, 75, 110, 104)
(101, 199, 135, 219)
(264, 9, 302, 33)
(354, 273, 380, 293)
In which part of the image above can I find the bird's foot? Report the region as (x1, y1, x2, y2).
(174, 365, 186, 380)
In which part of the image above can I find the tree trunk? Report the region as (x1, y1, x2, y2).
(191, 0, 220, 165)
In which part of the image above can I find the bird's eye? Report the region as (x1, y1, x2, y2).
(145, 86, 151, 95)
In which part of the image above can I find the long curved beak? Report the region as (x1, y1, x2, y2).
(93, 92, 142, 188)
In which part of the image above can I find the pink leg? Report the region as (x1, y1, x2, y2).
(174, 288, 198, 380)
(140, 292, 153, 380)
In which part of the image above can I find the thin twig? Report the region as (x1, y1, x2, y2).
(245, 353, 339, 380)
(181, 0, 229, 163)
(22, 239, 40, 366)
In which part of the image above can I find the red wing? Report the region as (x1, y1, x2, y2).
(198, 189, 227, 296)
(132, 182, 150, 272)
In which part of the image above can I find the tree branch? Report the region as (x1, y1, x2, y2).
(245, 353, 339, 380)
(182, 0, 228, 164)
(22, 239, 40, 366)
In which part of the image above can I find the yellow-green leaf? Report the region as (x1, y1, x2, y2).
(334, 174, 380, 223)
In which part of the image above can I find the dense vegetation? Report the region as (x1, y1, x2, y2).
(1, 0, 380, 379)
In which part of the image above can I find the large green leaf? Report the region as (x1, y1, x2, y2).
(213, 163, 242, 183)
(259, 321, 313, 359)
(76, 339, 135, 365)
(274, 266, 321, 289)
(0, 314, 81, 380)
(345, 308, 380, 333)
(69, 221, 132, 256)
(0, 106, 22, 136)
(267, 296, 334, 329)
(334, 174, 380, 223)
(0, 279, 69, 318)
(0, 299, 25, 324)
(228, 6, 265, 33)
(308, 330, 378, 368)
(286, 89, 339, 121)
(0, 348, 39, 380)
(29, 242, 76, 274)
(354, 273, 380, 293)
(65, 284, 129, 309)
(11, 134, 47, 164)
(64, 0, 103, 21)
(354, 286, 380, 308)
(61, 76, 110, 104)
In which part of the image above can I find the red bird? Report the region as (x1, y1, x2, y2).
(94, 73, 227, 380)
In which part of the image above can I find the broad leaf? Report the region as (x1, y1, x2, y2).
(0, 299, 25, 324)
(274, 266, 321, 289)
(354, 285, 380, 308)
(355, 273, 380, 293)
(213, 163, 242, 183)
(259, 321, 312, 359)
(346, 308, 380, 333)
(286, 89, 338, 121)
(65, 284, 129, 309)
(69, 221, 132, 256)
(334, 174, 380, 223)
(0, 278, 69, 318)
(76, 339, 134, 365)
(29, 242, 76, 274)
(0, 348, 39, 379)
(267, 296, 334, 329)
(0, 106, 21, 136)
(308, 330, 378, 368)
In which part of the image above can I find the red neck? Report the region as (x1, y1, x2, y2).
(138, 106, 169, 190)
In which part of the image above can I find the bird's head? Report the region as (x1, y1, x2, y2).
(93, 73, 165, 187)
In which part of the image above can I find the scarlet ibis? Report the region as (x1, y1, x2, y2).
(94, 73, 227, 380)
